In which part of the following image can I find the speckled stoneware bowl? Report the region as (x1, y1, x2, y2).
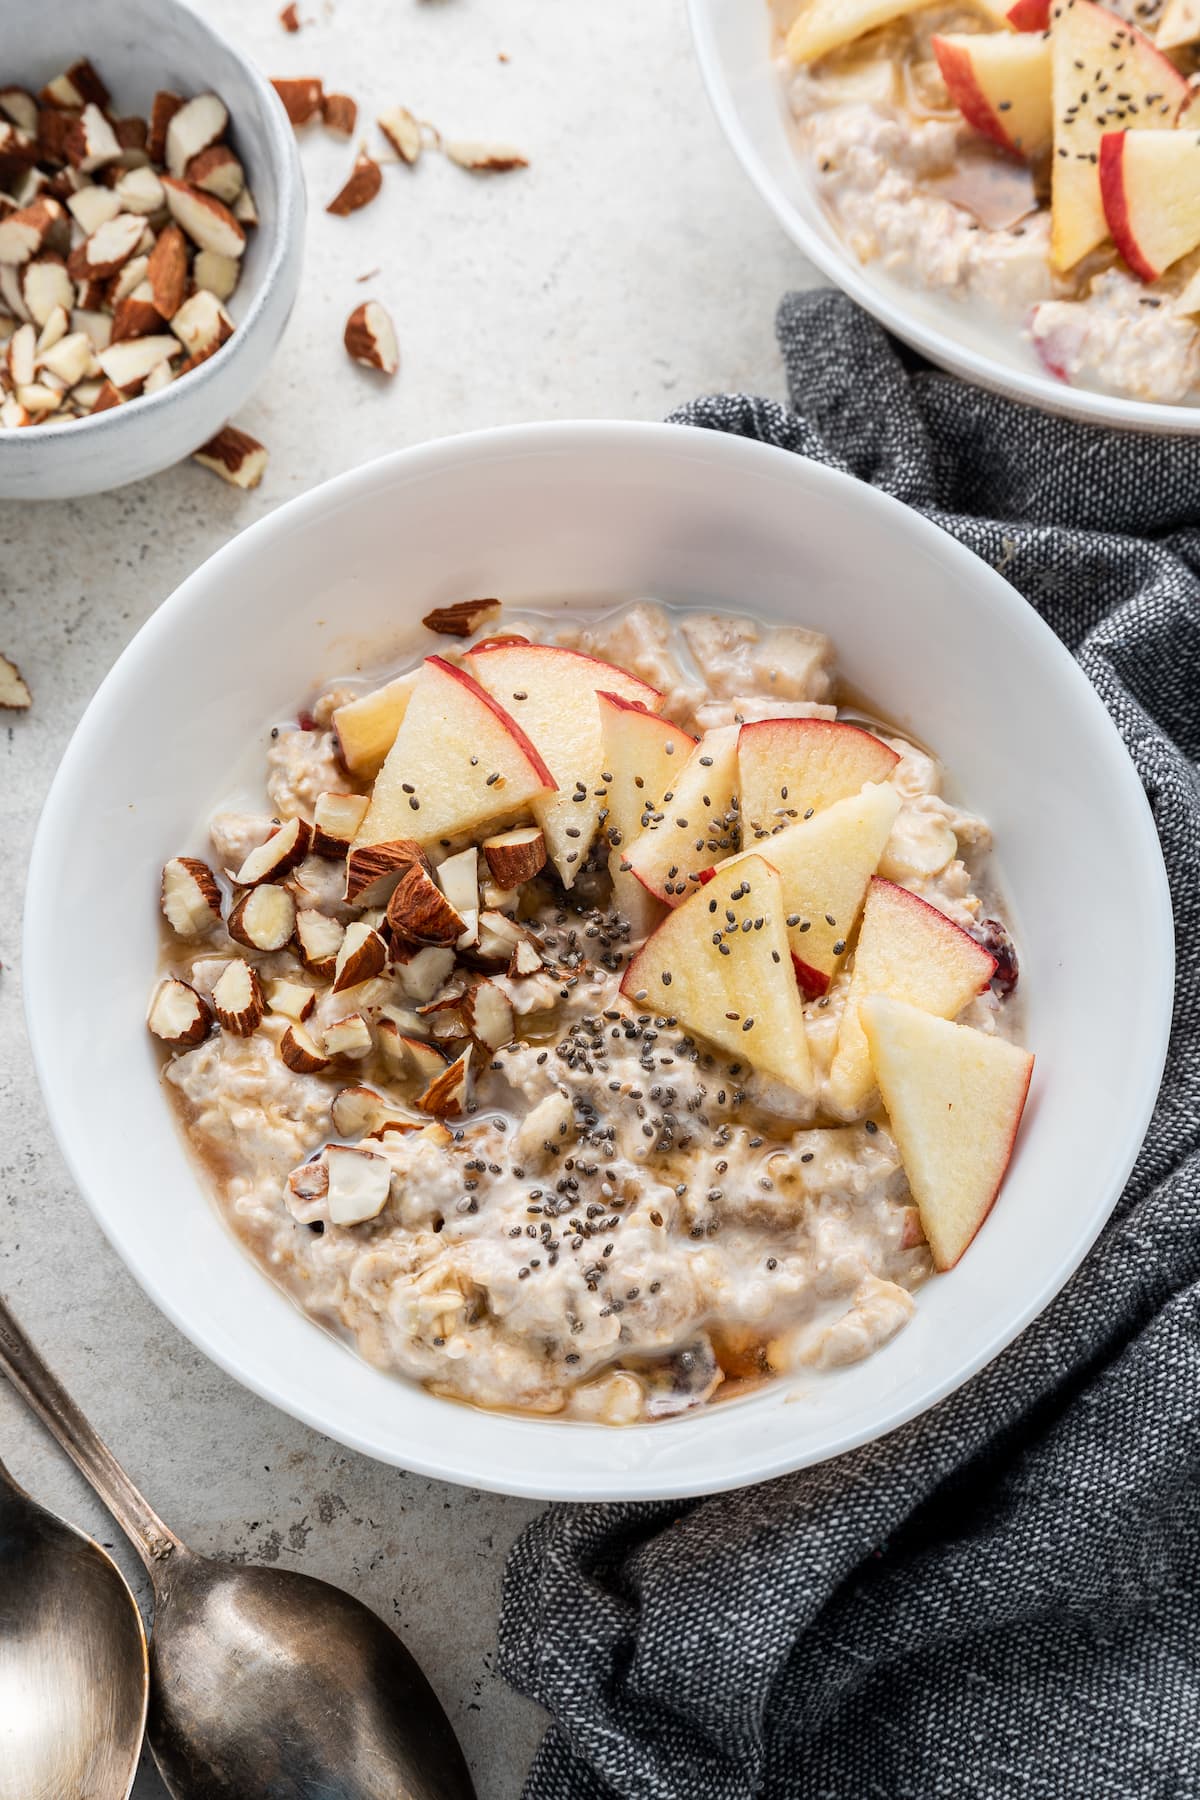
(0, 0, 303, 501)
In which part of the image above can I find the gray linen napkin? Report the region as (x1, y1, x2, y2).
(497, 290, 1200, 1800)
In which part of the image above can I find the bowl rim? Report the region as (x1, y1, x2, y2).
(0, 0, 301, 448)
(686, 0, 1200, 435)
(23, 420, 1176, 1497)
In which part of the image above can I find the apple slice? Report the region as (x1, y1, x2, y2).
(1157, 0, 1200, 48)
(354, 656, 555, 849)
(730, 781, 900, 999)
(333, 669, 420, 778)
(1049, 0, 1188, 273)
(786, 0, 924, 64)
(619, 854, 813, 1094)
(1007, 0, 1049, 28)
(737, 717, 898, 841)
(1099, 129, 1200, 283)
(598, 690, 696, 935)
(621, 725, 740, 905)
(467, 643, 662, 887)
(862, 996, 1034, 1268)
(828, 877, 997, 1113)
(932, 32, 1052, 159)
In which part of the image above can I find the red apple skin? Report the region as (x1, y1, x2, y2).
(791, 952, 830, 1000)
(426, 655, 558, 790)
(931, 36, 1017, 155)
(1098, 131, 1160, 283)
(938, 1054, 1034, 1269)
(467, 641, 663, 711)
(596, 687, 693, 734)
(1006, 0, 1048, 29)
(869, 876, 998, 990)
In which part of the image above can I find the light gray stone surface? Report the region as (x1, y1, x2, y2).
(0, 3, 815, 1795)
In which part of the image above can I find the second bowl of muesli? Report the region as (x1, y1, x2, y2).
(148, 597, 1033, 1426)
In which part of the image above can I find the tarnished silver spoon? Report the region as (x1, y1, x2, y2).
(0, 1453, 148, 1800)
(0, 1298, 477, 1800)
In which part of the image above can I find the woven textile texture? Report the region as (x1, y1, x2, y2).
(497, 290, 1200, 1800)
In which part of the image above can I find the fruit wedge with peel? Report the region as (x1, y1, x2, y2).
(1099, 129, 1200, 282)
(737, 717, 898, 841)
(787, 0, 923, 64)
(355, 656, 555, 849)
(467, 643, 662, 886)
(621, 725, 740, 904)
(1049, 0, 1188, 272)
(333, 670, 420, 779)
(1007, 0, 1049, 29)
(620, 854, 813, 1094)
(828, 877, 997, 1113)
(932, 32, 1052, 159)
(598, 690, 696, 936)
(722, 781, 900, 999)
(862, 995, 1034, 1269)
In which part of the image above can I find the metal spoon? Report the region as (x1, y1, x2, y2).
(0, 1298, 477, 1800)
(0, 1453, 148, 1800)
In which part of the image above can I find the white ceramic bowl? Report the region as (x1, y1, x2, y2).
(688, 0, 1200, 433)
(24, 422, 1173, 1499)
(0, 0, 304, 501)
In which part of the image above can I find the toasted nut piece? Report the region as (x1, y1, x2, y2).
(393, 943, 456, 1003)
(386, 858, 465, 946)
(161, 856, 223, 936)
(0, 89, 39, 137)
(0, 653, 32, 711)
(228, 882, 297, 952)
(0, 198, 67, 266)
(114, 164, 164, 215)
(7, 321, 35, 385)
(165, 93, 228, 177)
(422, 598, 501, 638)
(327, 153, 382, 216)
(288, 1158, 329, 1210)
(16, 382, 65, 415)
(235, 815, 312, 886)
(280, 1022, 330, 1073)
(0, 400, 31, 429)
(280, 1, 302, 28)
(97, 334, 179, 392)
(148, 91, 184, 164)
(106, 252, 150, 308)
(330, 1084, 414, 1139)
(312, 791, 369, 858)
(268, 978, 316, 1021)
(148, 976, 212, 1047)
(211, 958, 266, 1035)
(25, 261, 72, 330)
(377, 107, 423, 165)
(322, 92, 357, 135)
(186, 144, 245, 206)
(193, 425, 269, 489)
(65, 103, 122, 173)
(146, 221, 188, 317)
(378, 1022, 449, 1082)
(415, 1045, 471, 1118)
(344, 836, 425, 906)
(325, 1143, 391, 1225)
(170, 288, 233, 358)
(416, 973, 468, 1017)
(36, 111, 74, 169)
(272, 77, 324, 126)
(435, 847, 479, 920)
(66, 212, 145, 281)
(296, 906, 345, 976)
(466, 980, 515, 1052)
(468, 909, 526, 968)
(444, 140, 527, 173)
(192, 248, 239, 302)
(509, 937, 544, 977)
(41, 61, 110, 110)
(0, 121, 37, 169)
(66, 184, 121, 237)
(70, 309, 112, 351)
(162, 178, 245, 259)
(110, 288, 163, 343)
(482, 825, 546, 886)
(233, 185, 259, 227)
(0, 265, 30, 324)
(343, 299, 398, 375)
(332, 920, 388, 992)
(89, 379, 124, 413)
(320, 1012, 373, 1061)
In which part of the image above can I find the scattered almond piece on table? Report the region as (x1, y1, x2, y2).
(322, 93, 357, 137)
(0, 653, 32, 710)
(327, 152, 383, 216)
(344, 300, 399, 375)
(193, 425, 269, 489)
(377, 108, 423, 166)
(271, 77, 324, 126)
(443, 140, 528, 173)
(279, 2, 301, 30)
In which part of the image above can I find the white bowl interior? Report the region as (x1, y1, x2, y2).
(24, 423, 1173, 1499)
(688, 0, 1200, 433)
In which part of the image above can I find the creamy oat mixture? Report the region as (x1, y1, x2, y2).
(150, 603, 1021, 1425)
(777, 0, 1200, 404)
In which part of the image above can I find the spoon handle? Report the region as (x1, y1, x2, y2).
(0, 1294, 183, 1576)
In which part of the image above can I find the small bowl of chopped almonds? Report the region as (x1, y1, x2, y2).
(0, 0, 304, 499)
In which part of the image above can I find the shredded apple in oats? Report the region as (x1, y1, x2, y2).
(147, 602, 1032, 1425)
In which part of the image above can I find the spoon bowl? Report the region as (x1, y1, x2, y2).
(0, 1459, 148, 1800)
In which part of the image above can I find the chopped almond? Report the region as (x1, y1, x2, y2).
(330, 1084, 413, 1139)
(296, 906, 345, 976)
(280, 1, 302, 28)
(235, 815, 312, 885)
(147, 976, 212, 1046)
(110, 288, 164, 343)
(466, 980, 515, 1052)
(386, 857, 465, 946)
(332, 920, 388, 992)
(228, 882, 296, 952)
(145, 223, 187, 317)
(344, 836, 424, 905)
(280, 1022, 330, 1073)
(509, 937, 544, 977)
(325, 1143, 391, 1224)
(482, 825, 546, 886)
(162, 178, 245, 259)
(148, 91, 184, 165)
(0, 653, 32, 711)
(186, 144, 245, 207)
(193, 425, 269, 490)
(312, 791, 369, 858)
(327, 153, 382, 216)
(211, 958, 266, 1035)
(267, 977, 316, 1021)
(164, 93, 228, 179)
(0, 198, 66, 266)
(322, 93, 357, 136)
(422, 598, 501, 638)
(444, 140, 527, 173)
(271, 77, 324, 126)
(161, 856, 223, 936)
(344, 299, 398, 375)
(377, 107, 423, 165)
(378, 1018, 449, 1081)
(415, 1045, 471, 1117)
(320, 1012, 373, 1060)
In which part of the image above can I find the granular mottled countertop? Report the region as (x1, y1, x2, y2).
(0, 3, 813, 1791)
